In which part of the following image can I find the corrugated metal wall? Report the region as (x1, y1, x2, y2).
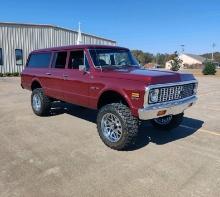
(0, 24, 116, 73)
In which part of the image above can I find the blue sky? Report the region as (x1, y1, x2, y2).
(0, 0, 220, 54)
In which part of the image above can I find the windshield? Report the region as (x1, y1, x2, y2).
(89, 48, 139, 68)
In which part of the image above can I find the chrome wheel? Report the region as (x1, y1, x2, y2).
(32, 94, 41, 112)
(101, 113, 123, 143)
(154, 115, 172, 125)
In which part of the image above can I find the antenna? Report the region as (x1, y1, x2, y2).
(212, 43, 216, 61)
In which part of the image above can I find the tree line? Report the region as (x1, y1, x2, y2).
(131, 50, 176, 67)
(201, 52, 220, 63)
(131, 50, 220, 67)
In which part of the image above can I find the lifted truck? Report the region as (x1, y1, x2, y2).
(21, 45, 198, 150)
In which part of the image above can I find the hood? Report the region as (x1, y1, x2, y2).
(98, 67, 195, 85)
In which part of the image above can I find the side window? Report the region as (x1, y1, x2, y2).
(15, 49, 23, 65)
(0, 48, 3, 65)
(68, 51, 84, 69)
(98, 54, 111, 66)
(53, 52, 67, 69)
(27, 53, 51, 68)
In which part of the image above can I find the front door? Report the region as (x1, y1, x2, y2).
(62, 50, 91, 107)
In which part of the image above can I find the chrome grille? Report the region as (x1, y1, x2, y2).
(150, 83, 195, 104)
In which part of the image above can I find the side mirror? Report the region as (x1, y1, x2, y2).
(79, 65, 86, 72)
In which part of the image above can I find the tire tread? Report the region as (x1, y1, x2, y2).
(151, 113, 184, 130)
(97, 103, 139, 150)
(31, 88, 51, 116)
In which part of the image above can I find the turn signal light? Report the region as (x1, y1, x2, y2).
(131, 92, 140, 98)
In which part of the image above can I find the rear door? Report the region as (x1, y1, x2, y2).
(47, 51, 68, 100)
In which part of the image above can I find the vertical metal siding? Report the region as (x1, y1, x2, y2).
(0, 24, 116, 73)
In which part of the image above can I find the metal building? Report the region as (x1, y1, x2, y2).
(0, 22, 116, 73)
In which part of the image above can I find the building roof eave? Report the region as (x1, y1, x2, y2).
(0, 22, 116, 43)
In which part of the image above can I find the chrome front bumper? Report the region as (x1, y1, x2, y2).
(138, 96, 197, 120)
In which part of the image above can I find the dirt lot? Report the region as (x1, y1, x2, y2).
(0, 76, 219, 197)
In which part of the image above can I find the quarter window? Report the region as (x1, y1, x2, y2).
(0, 48, 3, 65)
(27, 53, 51, 68)
(15, 49, 23, 65)
(53, 52, 67, 69)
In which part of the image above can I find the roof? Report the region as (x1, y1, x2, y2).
(183, 53, 206, 63)
(33, 45, 128, 53)
(0, 22, 116, 43)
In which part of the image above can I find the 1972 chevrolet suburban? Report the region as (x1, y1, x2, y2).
(21, 45, 198, 150)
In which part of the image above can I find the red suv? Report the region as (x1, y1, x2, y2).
(21, 45, 198, 150)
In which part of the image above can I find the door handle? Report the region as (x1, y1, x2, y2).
(46, 72, 51, 75)
(63, 74, 68, 78)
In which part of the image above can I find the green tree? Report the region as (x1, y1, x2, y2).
(155, 53, 167, 66)
(202, 61, 216, 75)
(170, 51, 182, 71)
(167, 53, 176, 61)
(131, 50, 153, 65)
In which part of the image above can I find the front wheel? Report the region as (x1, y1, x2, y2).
(97, 103, 139, 150)
(150, 113, 184, 130)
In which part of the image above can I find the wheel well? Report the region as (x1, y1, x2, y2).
(97, 91, 129, 109)
(31, 81, 42, 91)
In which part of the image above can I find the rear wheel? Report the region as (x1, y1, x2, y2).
(97, 103, 139, 150)
(150, 113, 184, 130)
(31, 88, 51, 116)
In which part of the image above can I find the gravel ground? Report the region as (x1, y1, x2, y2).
(0, 76, 219, 197)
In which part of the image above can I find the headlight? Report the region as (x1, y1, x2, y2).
(193, 83, 198, 94)
(149, 89, 159, 103)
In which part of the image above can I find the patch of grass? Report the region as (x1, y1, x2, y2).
(0, 72, 20, 77)
(182, 69, 220, 77)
